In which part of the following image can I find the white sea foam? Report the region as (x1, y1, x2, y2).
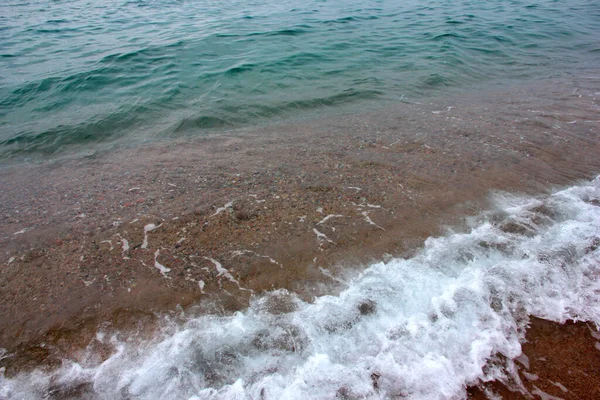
(154, 250, 171, 277)
(119, 236, 130, 253)
(212, 201, 234, 217)
(2, 178, 600, 399)
(361, 211, 385, 230)
(141, 223, 161, 249)
(317, 214, 344, 225)
(313, 228, 334, 244)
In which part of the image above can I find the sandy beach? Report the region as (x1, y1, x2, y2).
(1, 74, 600, 397)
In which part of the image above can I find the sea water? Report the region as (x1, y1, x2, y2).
(1, 0, 600, 156)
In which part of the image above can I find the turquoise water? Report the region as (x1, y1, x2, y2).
(1, 0, 599, 156)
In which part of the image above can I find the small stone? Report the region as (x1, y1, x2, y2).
(358, 300, 376, 315)
(235, 210, 250, 220)
(382, 253, 393, 264)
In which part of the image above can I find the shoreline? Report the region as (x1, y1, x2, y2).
(0, 68, 594, 167)
(1, 74, 600, 395)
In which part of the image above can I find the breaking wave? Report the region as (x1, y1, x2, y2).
(2, 178, 600, 399)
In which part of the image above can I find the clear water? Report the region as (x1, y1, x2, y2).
(2, 178, 600, 399)
(1, 0, 600, 156)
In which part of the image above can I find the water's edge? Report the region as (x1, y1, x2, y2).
(2, 178, 600, 399)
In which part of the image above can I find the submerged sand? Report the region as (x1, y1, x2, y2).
(1, 74, 600, 395)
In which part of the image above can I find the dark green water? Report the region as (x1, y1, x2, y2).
(1, 0, 599, 157)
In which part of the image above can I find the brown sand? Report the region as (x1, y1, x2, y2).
(469, 317, 600, 399)
(1, 74, 600, 392)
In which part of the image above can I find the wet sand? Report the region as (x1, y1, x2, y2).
(1, 73, 600, 393)
(469, 317, 600, 399)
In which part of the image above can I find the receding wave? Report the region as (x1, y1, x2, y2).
(1, 179, 599, 399)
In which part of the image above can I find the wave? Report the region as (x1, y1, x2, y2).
(0, 103, 152, 154)
(321, 15, 380, 25)
(1, 44, 179, 110)
(171, 88, 382, 133)
(215, 27, 311, 39)
(2, 178, 600, 399)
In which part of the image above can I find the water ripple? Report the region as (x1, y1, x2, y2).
(0, 0, 599, 156)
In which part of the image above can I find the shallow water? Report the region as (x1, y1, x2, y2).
(1, 0, 600, 156)
(2, 178, 599, 399)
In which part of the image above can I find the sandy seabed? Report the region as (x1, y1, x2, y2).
(1, 73, 600, 398)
